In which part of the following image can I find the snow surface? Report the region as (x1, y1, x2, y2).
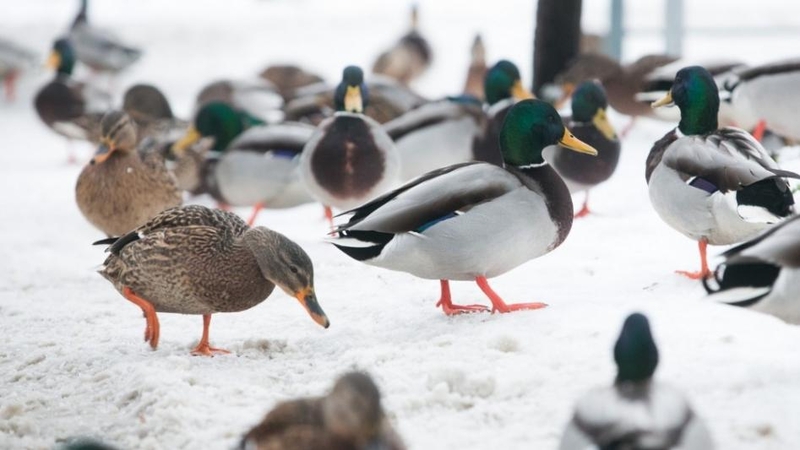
(2, 1, 800, 449)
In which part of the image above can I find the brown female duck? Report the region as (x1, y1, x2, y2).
(75, 111, 182, 237)
(96, 205, 330, 356)
(240, 372, 404, 450)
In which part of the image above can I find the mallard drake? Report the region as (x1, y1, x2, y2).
(240, 372, 405, 450)
(559, 313, 715, 450)
(34, 38, 110, 150)
(383, 96, 489, 182)
(0, 36, 37, 102)
(703, 214, 800, 324)
(68, 0, 142, 73)
(719, 58, 800, 142)
(481, 59, 536, 166)
(174, 101, 264, 156)
(548, 80, 620, 217)
(196, 78, 284, 125)
(213, 121, 317, 225)
(284, 75, 427, 126)
(95, 204, 329, 355)
(299, 66, 401, 222)
(371, 4, 431, 86)
(331, 99, 597, 315)
(76, 111, 182, 237)
(259, 64, 325, 102)
(462, 34, 487, 101)
(647, 66, 798, 279)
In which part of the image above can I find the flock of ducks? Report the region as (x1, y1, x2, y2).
(5, 1, 800, 449)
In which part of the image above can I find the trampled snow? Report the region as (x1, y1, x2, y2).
(1, 1, 799, 449)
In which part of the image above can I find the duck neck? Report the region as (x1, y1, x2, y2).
(678, 96, 718, 136)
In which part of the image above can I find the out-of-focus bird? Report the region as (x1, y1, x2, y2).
(559, 313, 715, 450)
(331, 100, 597, 315)
(647, 66, 798, 279)
(300, 66, 401, 223)
(371, 4, 432, 86)
(259, 64, 325, 102)
(0, 36, 37, 102)
(95, 205, 329, 355)
(68, 0, 142, 74)
(34, 38, 110, 160)
(548, 80, 620, 218)
(195, 78, 285, 125)
(704, 213, 800, 324)
(461, 34, 487, 101)
(75, 111, 181, 237)
(240, 372, 405, 450)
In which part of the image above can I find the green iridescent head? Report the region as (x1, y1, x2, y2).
(172, 102, 263, 154)
(334, 66, 368, 113)
(48, 38, 76, 76)
(484, 60, 533, 106)
(500, 99, 597, 167)
(652, 65, 719, 135)
(614, 313, 659, 383)
(571, 81, 616, 139)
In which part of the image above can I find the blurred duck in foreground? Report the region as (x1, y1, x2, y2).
(559, 313, 715, 450)
(95, 205, 329, 355)
(548, 81, 620, 218)
(68, 0, 142, 74)
(75, 111, 181, 237)
(647, 66, 798, 279)
(35, 38, 110, 159)
(300, 66, 401, 224)
(0, 37, 37, 102)
(371, 4, 431, 86)
(704, 213, 800, 325)
(240, 372, 405, 450)
(332, 100, 597, 315)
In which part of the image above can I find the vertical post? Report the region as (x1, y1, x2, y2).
(665, 0, 684, 56)
(606, 0, 624, 60)
(532, 0, 583, 97)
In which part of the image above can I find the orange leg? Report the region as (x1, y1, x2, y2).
(675, 239, 711, 279)
(574, 192, 591, 218)
(619, 117, 637, 139)
(191, 314, 230, 357)
(435, 280, 490, 315)
(122, 287, 160, 350)
(217, 202, 231, 211)
(3, 71, 18, 102)
(323, 205, 334, 228)
(752, 119, 767, 142)
(475, 276, 548, 314)
(246, 203, 264, 227)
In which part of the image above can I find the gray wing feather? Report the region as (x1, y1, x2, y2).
(723, 215, 800, 267)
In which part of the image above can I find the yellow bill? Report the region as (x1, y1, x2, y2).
(46, 51, 61, 70)
(512, 80, 535, 101)
(171, 127, 201, 155)
(592, 109, 617, 140)
(344, 85, 363, 113)
(651, 90, 674, 108)
(560, 129, 598, 156)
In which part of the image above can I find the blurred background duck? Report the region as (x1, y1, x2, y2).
(34, 38, 110, 161)
(68, 0, 142, 75)
(122, 83, 188, 149)
(720, 58, 800, 145)
(195, 78, 285, 125)
(240, 372, 405, 450)
(0, 36, 37, 102)
(704, 213, 800, 325)
(331, 100, 597, 315)
(462, 33, 487, 101)
(647, 66, 798, 279)
(259, 63, 325, 102)
(300, 66, 401, 224)
(480, 59, 535, 166)
(559, 313, 715, 450)
(75, 111, 181, 237)
(371, 4, 431, 86)
(95, 205, 329, 355)
(548, 80, 620, 218)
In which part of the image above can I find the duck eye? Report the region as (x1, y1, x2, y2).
(290, 266, 299, 274)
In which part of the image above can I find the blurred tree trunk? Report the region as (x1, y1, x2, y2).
(532, 0, 582, 98)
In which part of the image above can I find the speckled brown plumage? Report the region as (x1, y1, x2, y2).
(241, 372, 405, 450)
(96, 205, 329, 352)
(75, 111, 182, 236)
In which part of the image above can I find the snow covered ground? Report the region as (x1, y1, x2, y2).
(2, 1, 800, 449)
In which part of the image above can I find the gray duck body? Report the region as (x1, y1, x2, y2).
(99, 206, 276, 315)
